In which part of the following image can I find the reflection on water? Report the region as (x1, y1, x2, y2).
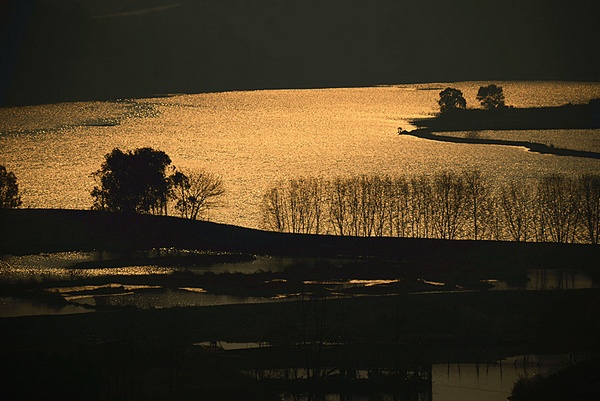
(233, 352, 571, 401)
(74, 288, 276, 309)
(485, 269, 595, 291)
(1, 250, 596, 317)
(1, 82, 599, 228)
(0, 296, 90, 318)
(432, 354, 569, 401)
(0, 251, 286, 282)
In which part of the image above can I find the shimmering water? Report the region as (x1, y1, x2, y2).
(1, 81, 600, 228)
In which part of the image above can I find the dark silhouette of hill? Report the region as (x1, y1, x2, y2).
(2, 209, 598, 275)
(1, 0, 599, 106)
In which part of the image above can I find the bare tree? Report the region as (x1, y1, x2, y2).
(261, 177, 325, 234)
(409, 175, 433, 238)
(536, 174, 580, 243)
(498, 180, 535, 242)
(261, 185, 288, 232)
(577, 174, 600, 244)
(171, 171, 225, 220)
(390, 177, 411, 238)
(463, 169, 493, 240)
(327, 177, 351, 236)
(430, 171, 466, 240)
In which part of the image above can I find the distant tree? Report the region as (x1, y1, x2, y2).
(0, 164, 22, 208)
(91, 147, 173, 214)
(463, 169, 492, 240)
(476, 84, 506, 110)
(576, 174, 600, 244)
(536, 174, 580, 243)
(171, 171, 225, 220)
(438, 88, 467, 114)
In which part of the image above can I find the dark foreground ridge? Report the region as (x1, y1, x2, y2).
(2, 209, 600, 400)
(1, 289, 599, 400)
(2, 209, 598, 272)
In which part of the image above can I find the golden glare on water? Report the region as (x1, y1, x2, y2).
(1, 82, 599, 228)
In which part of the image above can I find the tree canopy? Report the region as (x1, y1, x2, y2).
(438, 88, 467, 114)
(476, 84, 506, 110)
(91, 147, 173, 214)
(0, 164, 22, 209)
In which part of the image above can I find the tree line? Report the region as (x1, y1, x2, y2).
(261, 171, 600, 244)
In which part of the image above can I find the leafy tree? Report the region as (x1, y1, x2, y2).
(0, 164, 22, 208)
(91, 147, 173, 214)
(476, 84, 506, 110)
(171, 171, 225, 220)
(438, 87, 467, 114)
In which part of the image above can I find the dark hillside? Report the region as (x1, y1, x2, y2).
(1, 0, 599, 106)
(1, 209, 598, 277)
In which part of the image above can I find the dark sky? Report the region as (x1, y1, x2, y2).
(1, 0, 599, 106)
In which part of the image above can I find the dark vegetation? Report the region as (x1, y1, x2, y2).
(0, 164, 21, 208)
(262, 172, 600, 244)
(411, 98, 600, 131)
(411, 85, 600, 132)
(91, 147, 224, 219)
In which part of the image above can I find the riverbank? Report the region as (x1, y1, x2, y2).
(400, 128, 600, 159)
(2, 208, 598, 268)
(2, 208, 599, 293)
(409, 100, 600, 132)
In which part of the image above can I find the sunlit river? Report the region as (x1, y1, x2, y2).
(1, 81, 600, 228)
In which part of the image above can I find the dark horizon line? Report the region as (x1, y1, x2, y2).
(3, 78, 600, 109)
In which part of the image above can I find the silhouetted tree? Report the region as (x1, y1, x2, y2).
(261, 177, 325, 234)
(536, 174, 580, 243)
(0, 164, 22, 208)
(577, 174, 600, 244)
(438, 88, 467, 114)
(91, 147, 173, 214)
(476, 84, 506, 110)
(498, 180, 535, 242)
(429, 171, 466, 239)
(171, 171, 225, 220)
(463, 169, 493, 240)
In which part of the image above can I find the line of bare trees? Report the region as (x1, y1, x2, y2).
(260, 171, 600, 244)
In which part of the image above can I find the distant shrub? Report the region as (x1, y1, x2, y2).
(0, 164, 22, 209)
